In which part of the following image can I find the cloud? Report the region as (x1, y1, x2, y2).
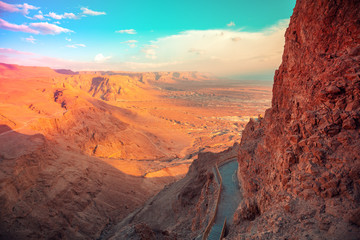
(18, 3, 39, 15)
(146, 45, 159, 49)
(116, 29, 137, 34)
(0, 18, 72, 35)
(0, 1, 19, 13)
(0, 47, 34, 55)
(66, 44, 86, 48)
(32, 10, 45, 20)
(0, 19, 290, 77)
(227, 21, 235, 27)
(30, 22, 73, 34)
(81, 7, 106, 16)
(32, 8, 106, 21)
(62, 12, 77, 19)
(141, 45, 158, 59)
(23, 35, 36, 43)
(121, 40, 138, 43)
(47, 12, 62, 20)
(144, 49, 156, 59)
(65, 38, 72, 42)
(94, 53, 112, 62)
(188, 48, 205, 55)
(47, 12, 77, 20)
(0, 1, 39, 15)
(0, 18, 39, 34)
(121, 40, 138, 48)
(127, 19, 289, 76)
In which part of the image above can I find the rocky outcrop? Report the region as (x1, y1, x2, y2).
(232, 0, 360, 239)
(88, 76, 143, 101)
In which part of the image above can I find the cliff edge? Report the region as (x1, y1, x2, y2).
(233, 0, 360, 239)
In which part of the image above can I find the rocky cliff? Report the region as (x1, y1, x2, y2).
(232, 0, 360, 239)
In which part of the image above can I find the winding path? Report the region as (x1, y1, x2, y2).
(208, 160, 242, 240)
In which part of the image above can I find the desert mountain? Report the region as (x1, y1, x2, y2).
(0, 62, 271, 239)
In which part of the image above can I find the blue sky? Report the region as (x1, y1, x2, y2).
(0, 0, 296, 79)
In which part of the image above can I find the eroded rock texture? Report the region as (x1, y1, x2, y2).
(233, 0, 360, 239)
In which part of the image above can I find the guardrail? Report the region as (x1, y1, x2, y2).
(202, 164, 223, 240)
(220, 218, 227, 239)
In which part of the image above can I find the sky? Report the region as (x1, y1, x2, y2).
(0, 0, 296, 79)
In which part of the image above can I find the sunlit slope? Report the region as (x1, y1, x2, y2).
(0, 63, 192, 160)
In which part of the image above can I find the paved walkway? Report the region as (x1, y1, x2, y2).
(208, 160, 242, 240)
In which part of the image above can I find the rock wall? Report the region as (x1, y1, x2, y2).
(234, 0, 360, 238)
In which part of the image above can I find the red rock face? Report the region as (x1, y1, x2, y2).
(234, 0, 360, 238)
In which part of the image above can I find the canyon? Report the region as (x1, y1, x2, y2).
(0, 63, 270, 239)
(1, 0, 359, 239)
